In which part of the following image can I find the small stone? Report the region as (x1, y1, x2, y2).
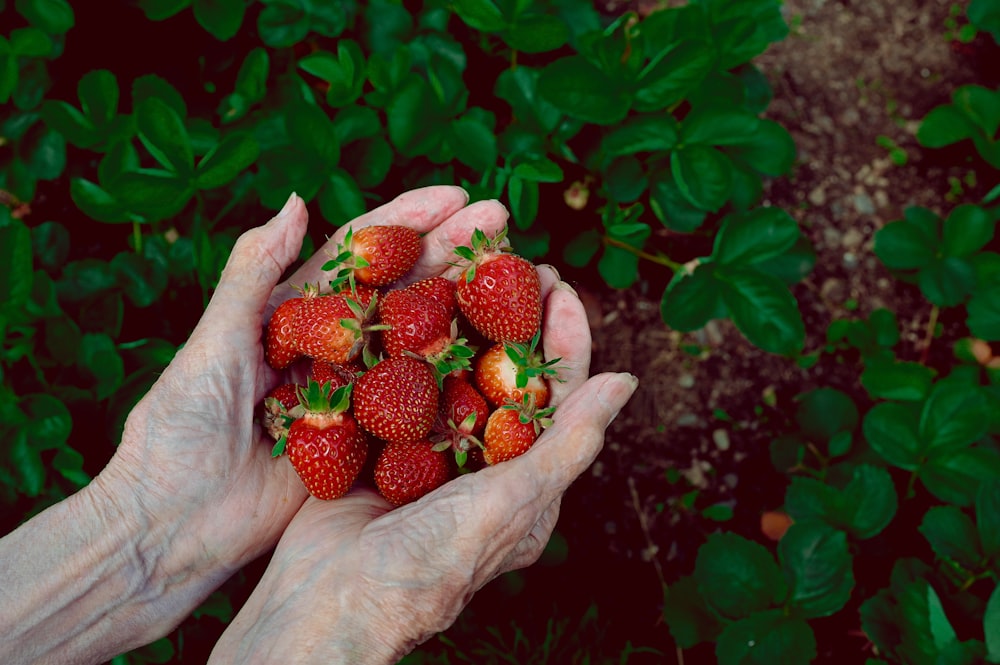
(678, 373, 695, 389)
(723, 473, 739, 489)
(808, 186, 827, 206)
(841, 228, 865, 250)
(713, 429, 731, 451)
(676, 413, 703, 428)
(853, 192, 876, 215)
(843, 252, 859, 270)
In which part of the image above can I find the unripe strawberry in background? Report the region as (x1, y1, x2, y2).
(454, 227, 542, 344)
(285, 381, 367, 500)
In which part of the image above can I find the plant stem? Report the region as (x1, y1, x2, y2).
(603, 235, 682, 272)
(132, 221, 143, 254)
(627, 476, 667, 592)
(919, 305, 939, 365)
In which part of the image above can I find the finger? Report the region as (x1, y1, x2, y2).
(519, 372, 637, 496)
(285, 186, 471, 293)
(540, 278, 591, 404)
(420, 199, 510, 282)
(192, 193, 309, 350)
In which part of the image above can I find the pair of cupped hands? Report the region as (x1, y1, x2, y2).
(84, 186, 636, 663)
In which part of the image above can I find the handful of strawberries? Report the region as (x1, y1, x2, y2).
(260, 223, 561, 506)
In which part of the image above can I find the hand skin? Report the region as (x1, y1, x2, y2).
(0, 186, 524, 664)
(207, 202, 638, 663)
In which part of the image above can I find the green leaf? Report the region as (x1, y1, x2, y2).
(649, 171, 706, 232)
(694, 532, 786, 620)
(132, 74, 186, 119)
(986, 583, 1000, 663)
(681, 106, 761, 146)
(512, 158, 563, 183)
(78, 69, 119, 129)
(23, 393, 71, 447)
(53, 446, 90, 488)
(452, 0, 506, 32)
(952, 85, 1000, 138)
(634, 40, 715, 111)
(332, 104, 381, 145)
(921, 447, 1000, 507)
(10, 27, 53, 57)
(662, 575, 722, 648)
(918, 104, 978, 148)
(40, 100, 98, 147)
(977, 480, 1000, 558)
(137, 97, 193, 175)
(10, 430, 45, 497)
(919, 256, 977, 307)
(943, 204, 995, 257)
(598, 221, 650, 289)
(27, 127, 66, 181)
(602, 114, 679, 156)
(864, 402, 923, 471)
(344, 136, 392, 188)
(257, 0, 310, 48)
(0, 52, 15, 104)
(111, 251, 168, 308)
(137, 0, 191, 20)
(563, 229, 601, 268)
(874, 218, 938, 270)
(31, 220, 69, 271)
(604, 156, 647, 203)
(795, 387, 858, 442)
(386, 76, 447, 157)
(193, 0, 245, 41)
(70, 178, 128, 223)
(861, 359, 935, 401)
(537, 56, 630, 126)
(661, 264, 725, 331)
(501, 13, 569, 53)
(16, 0, 75, 33)
(450, 113, 498, 172)
(286, 101, 340, 167)
(108, 169, 193, 215)
(920, 379, 990, 454)
(842, 465, 898, 539)
(494, 65, 562, 134)
(317, 169, 365, 226)
(712, 207, 799, 266)
(672, 145, 733, 212)
(716, 610, 816, 665)
(718, 268, 805, 355)
(78, 332, 125, 400)
(968, 287, 1000, 341)
(507, 175, 539, 231)
(919, 505, 981, 569)
(195, 132, 260, 189)
(779, 522, 853, 618)
(0, 219, 34, 309)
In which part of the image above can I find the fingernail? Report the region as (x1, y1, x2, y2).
(277, 192, 298, 219)
(538, 263, 562, 283)
(600, 373, 638, 426)
(452, 186, 470, 204)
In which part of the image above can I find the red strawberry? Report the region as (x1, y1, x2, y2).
(265, 297, 303, 369)
(285, 381, 368, 500)
(353, 356, 440, 444)
(377, 288, 474, 378)
(454, 227, 542, 343)
(261, 383, 304, 444)
(311, 358, 362, 390)
(294, 290, 374, 364)
(482, 395, 555, 465)
(324, 225, 422, 288)
(474, 334, 560, 408)
(432, 375, 489, 469)
(405, 277, 457, 318)
(374, 440, 452, 506)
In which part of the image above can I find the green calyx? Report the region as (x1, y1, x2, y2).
(297, 379, 352, 414)
(322, 227, 370, 293)
(452, 225, 511, 283)
(504, 330, 564, 389)
(503, 392, 556, 432)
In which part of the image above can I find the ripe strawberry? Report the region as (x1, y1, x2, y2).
(295, 289, 375, 364)
(261, 383, 304, 445)
(285, 381, 367, 500)
(324, 225, 422, 288)
(378, 288, 474, 379)
(265, 297, 303, 369)
(431, 375, 488, 468)
(474, 333, 560, 408)
(482, 395, 555, 465)
(311, 358, 362, 390)
(405, 277, 457, 318)
(353, 356, 440, 444)
(374, 440, 452, 506)
(454, 227, 542, 343)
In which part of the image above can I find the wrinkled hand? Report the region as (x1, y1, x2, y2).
(208, 195, 638, 664)
(94, 187, 481, 599)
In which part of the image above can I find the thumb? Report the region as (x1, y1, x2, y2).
(519, 372, 638, 492)
(193, 193, 309, 346)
